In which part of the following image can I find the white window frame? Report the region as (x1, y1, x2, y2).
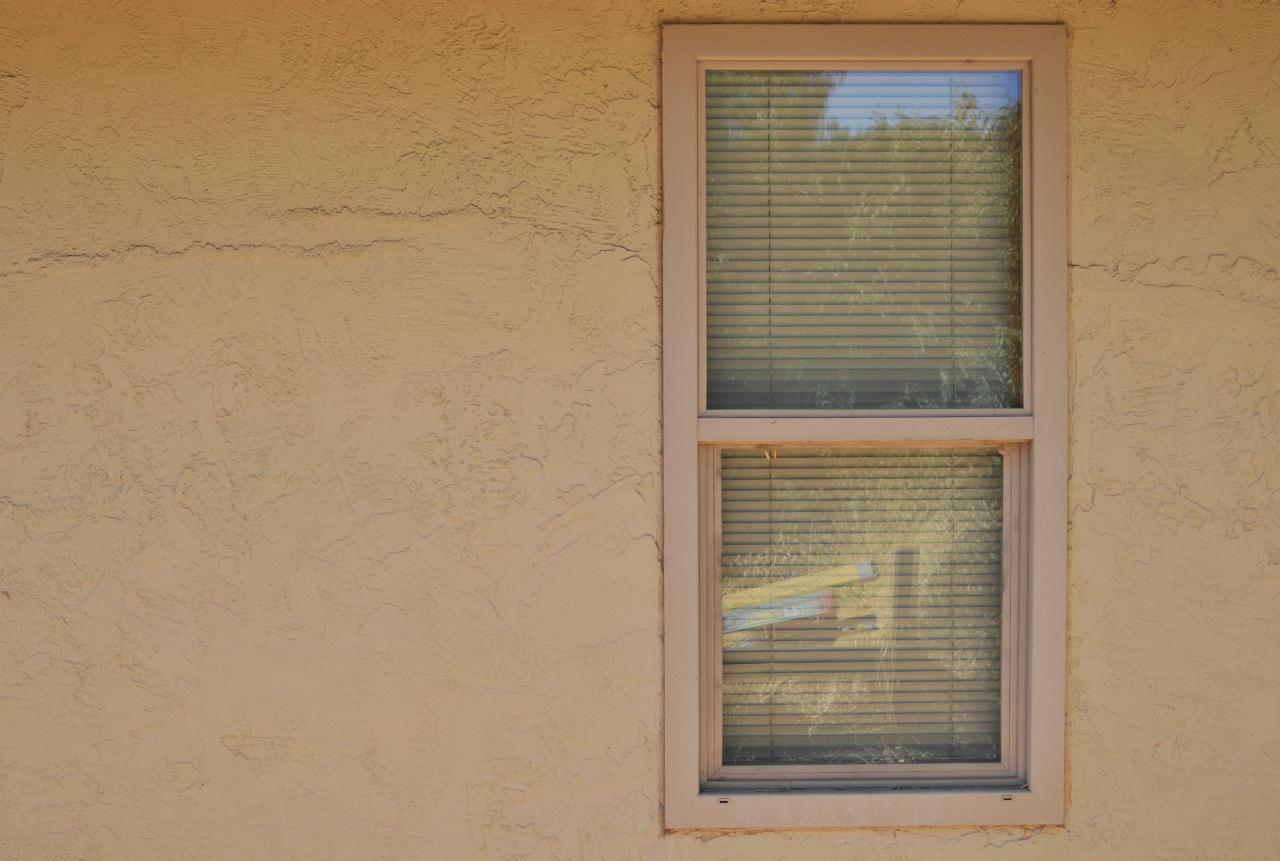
(661, 23, 1067, 829)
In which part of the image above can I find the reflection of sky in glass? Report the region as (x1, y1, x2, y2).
(818, 70, 1021, 136)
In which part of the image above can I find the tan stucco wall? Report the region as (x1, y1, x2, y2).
(2, 1, 1278, 858)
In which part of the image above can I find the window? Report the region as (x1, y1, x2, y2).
(661, 24, 1066, 828)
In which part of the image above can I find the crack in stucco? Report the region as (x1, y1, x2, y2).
(6, 237, 413, 277)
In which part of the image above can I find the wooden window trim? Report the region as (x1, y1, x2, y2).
(661, 23, 1067, 829)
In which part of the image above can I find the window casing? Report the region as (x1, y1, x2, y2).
(662, 24, 1066, 829)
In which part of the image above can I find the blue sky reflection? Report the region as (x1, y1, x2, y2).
(815, 70, 1022, 137)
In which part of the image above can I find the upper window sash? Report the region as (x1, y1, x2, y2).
(699, 62, 1031, 416)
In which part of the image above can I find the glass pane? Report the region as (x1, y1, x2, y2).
(706, 70, 1023, 410)
(720, 447, 1004, 766)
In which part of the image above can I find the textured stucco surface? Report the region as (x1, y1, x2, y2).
(2, 1, 1279, 858)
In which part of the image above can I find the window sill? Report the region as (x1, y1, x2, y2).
(665, 784, 1064, 830)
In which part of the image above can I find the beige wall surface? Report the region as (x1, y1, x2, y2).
(1, 1, 1277, 858)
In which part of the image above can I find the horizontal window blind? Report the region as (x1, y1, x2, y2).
(705, 70, 1023, 410)
(720, 447, 1004, 766)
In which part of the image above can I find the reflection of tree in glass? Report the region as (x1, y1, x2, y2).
(706, 71, 1022, 410)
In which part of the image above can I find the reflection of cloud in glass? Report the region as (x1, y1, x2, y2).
(819, 70, 1021, 138)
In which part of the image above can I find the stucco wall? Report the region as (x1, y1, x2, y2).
(2, 1, 1278, 858)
